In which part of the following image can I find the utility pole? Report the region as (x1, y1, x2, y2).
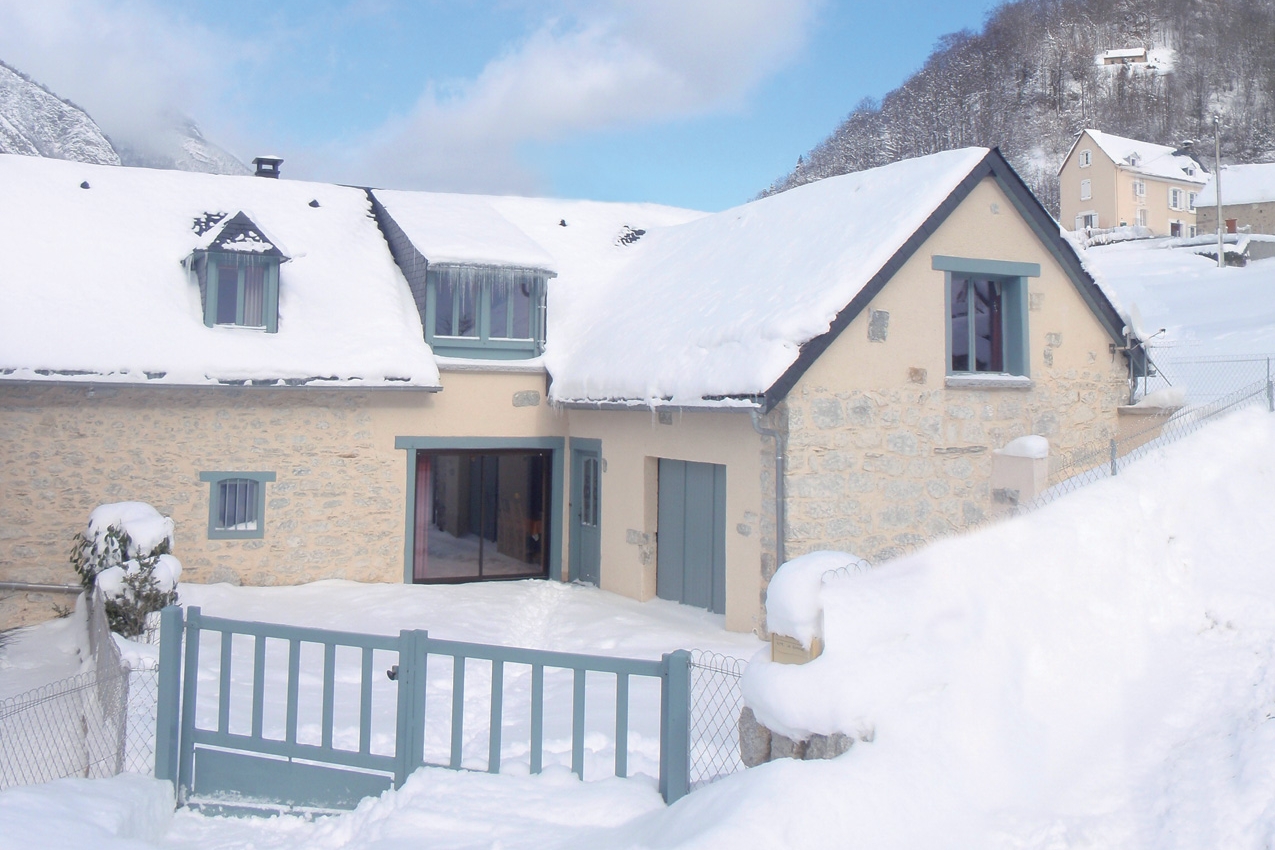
(1215, 115, 1224, 269)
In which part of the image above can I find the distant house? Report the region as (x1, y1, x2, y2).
(0, 149, 1136, 634)
(1100, 48, 1147, 65)
(1059, 129, 1207, 237)
(1196, 163, 1275, 239)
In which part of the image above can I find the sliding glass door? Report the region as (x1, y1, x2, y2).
(412, 450, 551, 582)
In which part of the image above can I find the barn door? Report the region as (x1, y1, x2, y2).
(656, 459, 726, 614)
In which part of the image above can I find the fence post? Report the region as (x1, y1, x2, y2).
(1266, 358, 1272, 413)
(153, 605, 184, 793)
(175, 607, 203, 805)
(1109, 439, 1118, 476)
(393, 630, 428, 788)
(659, 650, 691, 804)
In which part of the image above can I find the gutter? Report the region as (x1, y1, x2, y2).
(0, 581, 81, 594)
(750, 410, 786, 571)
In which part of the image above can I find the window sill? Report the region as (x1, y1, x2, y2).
(945, 374, 1033, 390)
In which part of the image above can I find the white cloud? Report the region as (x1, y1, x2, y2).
(0, 0, 818, 193)
(334, 0, 820, 192)
(0, 0, 229, 150)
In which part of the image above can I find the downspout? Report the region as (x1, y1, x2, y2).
(751, 409, 785, 571)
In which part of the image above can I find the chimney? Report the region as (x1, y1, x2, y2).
(252, 156, 283, 178)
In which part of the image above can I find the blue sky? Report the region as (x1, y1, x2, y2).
(0, 0, 1001, 210)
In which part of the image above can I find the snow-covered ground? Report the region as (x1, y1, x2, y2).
(4, 407, 1275, 847)
(1081, 238, 1275, 356)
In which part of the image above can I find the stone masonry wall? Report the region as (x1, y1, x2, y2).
(782, 368, 1128, 564)
(0, 384, 412, 626)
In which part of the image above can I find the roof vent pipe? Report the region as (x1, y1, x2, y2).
(252, 156, 283, 178)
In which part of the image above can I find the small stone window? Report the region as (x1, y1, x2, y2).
(199, 471, 276, 539)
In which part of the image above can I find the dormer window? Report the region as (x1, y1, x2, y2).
(425, 264, 549, 359)
(189, 211, 286, 332)
(1125, 152, 1141, 167)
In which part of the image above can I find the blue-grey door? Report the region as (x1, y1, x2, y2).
(656, 459, 726, 614)
(570, 447, 601, 584)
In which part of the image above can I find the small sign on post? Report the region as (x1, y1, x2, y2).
(771, 633, 822, 664)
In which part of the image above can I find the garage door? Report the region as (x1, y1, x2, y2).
(656, 459, 726, 614)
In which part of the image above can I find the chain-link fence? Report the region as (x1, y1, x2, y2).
(688, 649, 749, 789)
(1033, 353, 1274, 508)
(0, 592, 159, 790)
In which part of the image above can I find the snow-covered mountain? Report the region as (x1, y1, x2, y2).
(0, 59, 248, 176)
(115, 114, 250, 176)
(0, 60, 119, 165)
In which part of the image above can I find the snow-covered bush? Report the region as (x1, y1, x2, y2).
(69, 502, 181, 637)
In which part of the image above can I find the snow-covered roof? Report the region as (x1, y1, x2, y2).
(1197, 163, 1275, 206)
(0, 154, 440, 387)
(543, 148, 993, 405)
(1074, 129, 1206, 185)
(1074, 235, 1275, 356)
(372, 190, 560, 272)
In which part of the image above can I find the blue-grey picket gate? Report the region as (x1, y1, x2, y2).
(154, 606, 690, 811)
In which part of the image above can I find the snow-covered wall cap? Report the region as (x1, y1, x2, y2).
(994, 435, 1049, 459)
(1082, 129, 1207, 185)
(0, 156, 440, 388)
(766, 551, 866, 649)
(543, 147, 991, 404)
(372, 189, 558, 272)
(1197, 163, 1275, 206)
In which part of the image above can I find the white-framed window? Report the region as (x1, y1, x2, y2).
(1136, 209, 1147, 227)
(1075, 212, 1098, 230)
(1169, 188, 1184, 210)
(1170, 220, 1183, 237)
(1080, 179, 1092, 201)
(1188, 192, 1198, 211)
(1133, 180, 1146, 198)
(1079, 149, 1092, 168)
(1189, 225, 1198, 237)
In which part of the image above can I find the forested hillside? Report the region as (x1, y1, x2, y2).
(765, 0, 1275, 215)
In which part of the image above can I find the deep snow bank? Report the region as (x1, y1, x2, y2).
(663, 407, 1275, 848)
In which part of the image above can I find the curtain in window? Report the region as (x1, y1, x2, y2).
(242, 265, 266, 326)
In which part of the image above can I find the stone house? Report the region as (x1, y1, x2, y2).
(0, 147, 1135, 634)
(1196, 163, 1275, 240)
(1059, 129, 1207, 237)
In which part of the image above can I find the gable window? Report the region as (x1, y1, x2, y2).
(1080, 179, 1092, 201)
(933, 256, 1038, 380)
(1079, 149, 1092, 167)
(190, 211, 286, 332)
(199, 471, 276, 539)
(425, 265, 548, 359)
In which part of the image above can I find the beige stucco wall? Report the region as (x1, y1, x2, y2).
(1060, 138, 1119, 230)
(782, 176, 1130, 564)
(0, 368, 566, 628)
(562, 409, 765, 633)
(1060, 132, 1202, 235)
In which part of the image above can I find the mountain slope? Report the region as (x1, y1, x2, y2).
(0, 60, 119, 165)
(115, 115, 250, 176)
(0, 59, 248, 176)
(766, 0, 1275, 215)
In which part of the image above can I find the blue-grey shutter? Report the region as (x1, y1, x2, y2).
(1003, 277, 1029, 377)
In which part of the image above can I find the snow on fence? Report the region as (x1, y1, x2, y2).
(0, 591, 158, 791)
